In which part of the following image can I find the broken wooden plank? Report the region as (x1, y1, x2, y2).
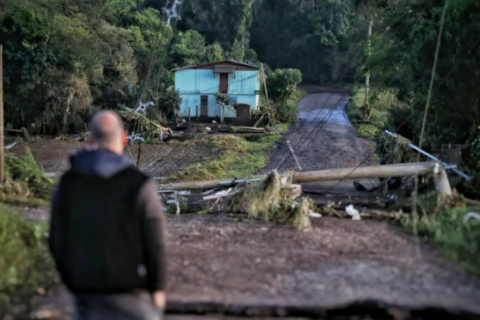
(218, 125, 266, 134)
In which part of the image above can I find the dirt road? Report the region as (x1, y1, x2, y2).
(261, 86, 376, 192)
(13, 88, 480, 319)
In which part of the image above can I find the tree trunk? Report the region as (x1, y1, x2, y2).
(364, 18, 373, 107)
(63, 96, 71, 132)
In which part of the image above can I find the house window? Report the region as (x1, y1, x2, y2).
(219, 73, 228, 93)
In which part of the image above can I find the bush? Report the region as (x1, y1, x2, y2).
(266, 68, 302, 103)
(269, 89, 307, 125)
(0, 207, 54, 316)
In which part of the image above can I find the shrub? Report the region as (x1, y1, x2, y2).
(0, 149, 54, 205)
(402, 206, 480, 276)
(266, 68, 302, 102)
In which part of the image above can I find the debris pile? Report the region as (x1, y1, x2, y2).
(160, 171, 314, 231)
(119, 106, 173, 142)
(232, 171, 312, 231)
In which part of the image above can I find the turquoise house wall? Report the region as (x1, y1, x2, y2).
(175, 69, 259, 118)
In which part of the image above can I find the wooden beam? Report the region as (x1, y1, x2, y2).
(0, 45, 4, 182)
(159, 178, 243, 191)
(218, 125, 265, 133)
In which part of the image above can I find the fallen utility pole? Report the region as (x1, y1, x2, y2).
(292, 161, 451, 195)
(158, 162, 452, 195)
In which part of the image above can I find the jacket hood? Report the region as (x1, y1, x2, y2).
(69, 147, 133, 179)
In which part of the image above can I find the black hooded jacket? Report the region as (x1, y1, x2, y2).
(49, 148, 166, 294)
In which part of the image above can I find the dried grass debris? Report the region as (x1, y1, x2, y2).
(231, 171, 313, 231)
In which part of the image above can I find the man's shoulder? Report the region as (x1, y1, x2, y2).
(59, 166, 150, 185)
(121, 166, 150, 180)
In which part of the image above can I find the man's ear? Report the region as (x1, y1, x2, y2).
(87, 135, 95, 145)
(121, 131, 128, 146)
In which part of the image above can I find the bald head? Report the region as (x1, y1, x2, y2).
(89, 111, 127, 154)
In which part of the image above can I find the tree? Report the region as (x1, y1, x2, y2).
(354, 0, 378, 107)
(250, 0, 359, 83)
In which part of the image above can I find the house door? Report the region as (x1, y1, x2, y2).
(219, 73, 228, 93)
(200, 95, 208, 117)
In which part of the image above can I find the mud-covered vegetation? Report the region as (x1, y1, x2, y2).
(166, 134, 282, 182)
(232, 171, 313, 231)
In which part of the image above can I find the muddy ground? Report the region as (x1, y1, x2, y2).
(5, 87, 480, 319)
(7, 136, 213, 179)
(17, 214, 480, 320)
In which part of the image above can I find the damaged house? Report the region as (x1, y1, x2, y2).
(173, 60, 261, 123)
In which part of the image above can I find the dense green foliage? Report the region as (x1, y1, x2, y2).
(0, 0, 364, 134)
(358, 0, 480, 152)
(251, 0, 363, 83)
(0, 206, 53, 316)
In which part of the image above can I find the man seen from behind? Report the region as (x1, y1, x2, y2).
(49, 111, 167, 320)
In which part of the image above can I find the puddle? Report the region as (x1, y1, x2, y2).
(299, 99, 351, 127)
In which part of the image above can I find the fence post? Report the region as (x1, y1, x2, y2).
(0, 45, 4, 182)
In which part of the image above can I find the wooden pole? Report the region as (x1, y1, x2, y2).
(364, 18, 373, 108)
(261, 63, 270, 107)
(196, 105, 199, 123)
(0, 45, 4, 182)
(188, 107, 191, 125)
(254, 63, 270, 128)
